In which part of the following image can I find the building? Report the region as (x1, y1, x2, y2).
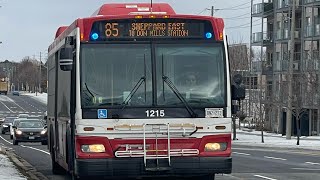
(250, 0, 320, 136)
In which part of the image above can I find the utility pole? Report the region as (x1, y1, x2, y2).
(286, 0, 296, 139)
(39, 52, 42, 93)
(211, 6, 214, 16)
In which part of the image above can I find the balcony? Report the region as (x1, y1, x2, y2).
(277, 0, 290, 9)
(252, 3, 273, 17)
(305, 26, 314, 37)
(278, 52, 301, 72)
(303, 51, 320, 71)
(315, 24, 320, 36)
(252, 32, 273, 44)
(304, 0, 314, 3)
(276, 29, 289, 40)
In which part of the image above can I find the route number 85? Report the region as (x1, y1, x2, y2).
(146, 110, 165, 117)
(105, 23, 119, 37)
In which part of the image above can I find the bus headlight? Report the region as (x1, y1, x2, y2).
(204, 142, 227, 151)
(81, 144, 105, 153)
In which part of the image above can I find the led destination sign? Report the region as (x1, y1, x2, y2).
(90, 19, 214, 40)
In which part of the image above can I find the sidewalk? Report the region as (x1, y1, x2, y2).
(238, 128, 320, 141)
(0, 146, 27, 180)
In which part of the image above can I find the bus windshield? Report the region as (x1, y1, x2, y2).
(156, 43, 225, 106)
(81, 44, 152, 108)
(81, 43, 225, 108)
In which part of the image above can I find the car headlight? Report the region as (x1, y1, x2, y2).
(2, 125, 8, 128)
(15, 130, 22, 135)
(81, 144, 105, 153)
(204, 142, 227, 151)
(40, 129, 47, 135)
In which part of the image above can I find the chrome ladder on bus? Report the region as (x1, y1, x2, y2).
(143, 123, 171, 171)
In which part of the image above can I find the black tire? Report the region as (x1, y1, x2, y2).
(13, 140, 18, 145)
(1, 131, 4, 134)
(41, 140, 48, 145)
(10, 135, 13, 139)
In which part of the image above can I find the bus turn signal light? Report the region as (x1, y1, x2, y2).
(81, 144, 105, 153)
(204, 142, 227, 151)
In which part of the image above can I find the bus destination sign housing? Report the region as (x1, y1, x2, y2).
(90, 19, 214, 41)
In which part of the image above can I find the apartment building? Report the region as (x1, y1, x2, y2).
(250, 0, 320, 136)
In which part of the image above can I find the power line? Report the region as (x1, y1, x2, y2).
(197, 8, 210, 15)
(226, 18, 261, 29)
(219, 0, 259, 10)
(223, 12, 251, 19)
(216, 6, 251, 11)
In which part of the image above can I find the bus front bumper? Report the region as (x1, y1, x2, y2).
(75, 157, 232, 178)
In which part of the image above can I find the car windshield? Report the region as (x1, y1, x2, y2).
(19, 114, 29, 118)
(17, 121, 43, 128)
(4, 118, 15, 123)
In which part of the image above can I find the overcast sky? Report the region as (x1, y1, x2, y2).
(0, 0, 253, 62)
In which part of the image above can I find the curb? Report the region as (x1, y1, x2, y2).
(0, 146, 49, 180)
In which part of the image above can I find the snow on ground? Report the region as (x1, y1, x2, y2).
(0, 154, 27, 180)
(234, 129, 320, 150)
(23, 92, 47, 104)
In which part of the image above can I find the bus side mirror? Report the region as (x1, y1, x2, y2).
(231, 74, 245, 100)
(59, 47, 73, 71)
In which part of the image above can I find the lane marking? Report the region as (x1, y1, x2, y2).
(0, 135, 13, 145)
(0, 101, 14, 112)
(254, 175, 277, 180)
(305, 162, 320, 165)
(264, 156, 287, 161)
(1, 135, 49, 155)
(20, 145, 50, 155)
(11, 101, 27, 111)
(220, 174, 243, 179)
(291, 168, 320, 171)
(233, 152, 251, 156)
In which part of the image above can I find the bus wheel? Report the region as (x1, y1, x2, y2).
(51, 151, 66, 174)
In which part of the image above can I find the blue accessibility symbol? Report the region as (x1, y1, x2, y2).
(97, 109, 108, 119)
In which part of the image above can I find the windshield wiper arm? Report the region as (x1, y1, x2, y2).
(84, 83, 94, 97)
(121, 76, 146, 109)
(162, 76, 198, 118)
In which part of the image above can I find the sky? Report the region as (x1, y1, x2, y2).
(0, 0, 254, 62)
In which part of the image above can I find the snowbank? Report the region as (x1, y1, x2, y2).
(23, 93, 47, 104)
(0, 154, 27, 180)
(234, 129, 320, 150)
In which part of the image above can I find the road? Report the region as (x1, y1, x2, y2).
(0, 94, 320, 180)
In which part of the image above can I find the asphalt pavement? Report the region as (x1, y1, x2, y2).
(0, 94, 319, 180)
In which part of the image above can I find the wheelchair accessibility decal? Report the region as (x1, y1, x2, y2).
(98, 109, 108, 119)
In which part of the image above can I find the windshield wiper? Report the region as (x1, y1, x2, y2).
(162, 76, 198, 118)
(84, 83, 94, 97)
(161, 55, 197, 118)
(121, 76, 146, 108)
(112, 55, 147, 118)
